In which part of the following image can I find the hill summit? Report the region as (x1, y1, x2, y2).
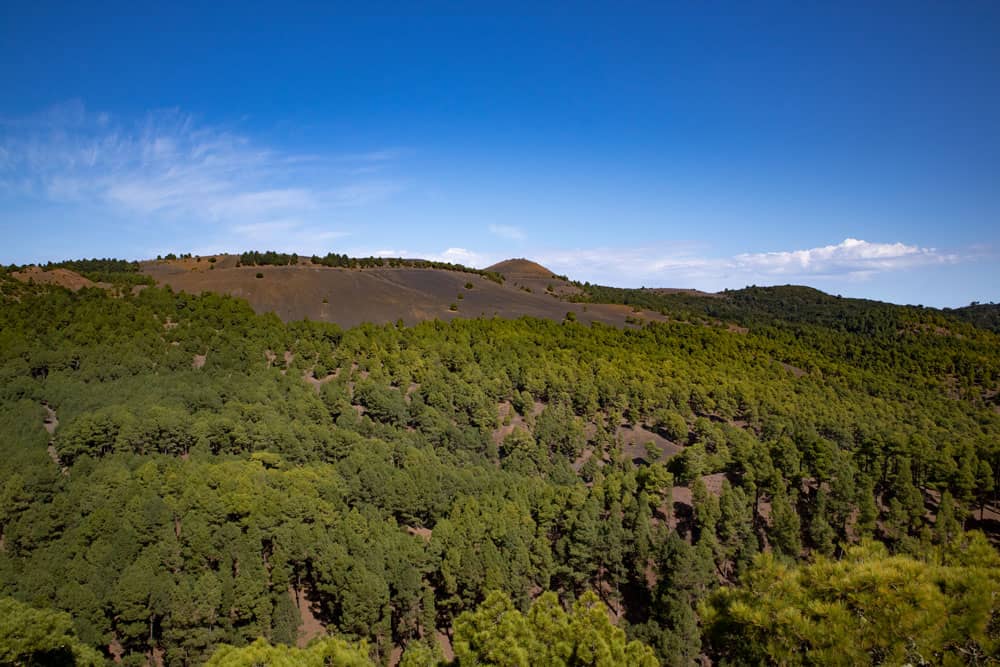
(485, 258, 560, 278)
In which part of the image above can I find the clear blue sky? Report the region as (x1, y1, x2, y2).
(2, 1, 998, 306)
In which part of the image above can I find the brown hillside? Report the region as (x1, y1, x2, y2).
(141, 258, 662, 328)
(486, 258, 582, 298)
(486, 258, 558, 277)
(11, 266, 100, 291)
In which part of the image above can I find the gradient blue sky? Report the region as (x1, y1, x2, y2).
(2, 2, 998, 306)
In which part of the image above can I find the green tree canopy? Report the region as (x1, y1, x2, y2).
(702, 535, 1000, 665)
(450, 590, 658, 667)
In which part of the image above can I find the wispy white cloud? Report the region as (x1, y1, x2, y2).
(0, 102, 403, 249)
(731, 238, 957, 278)
(533, 238, 963, 288)
(488, 224, 525, 241)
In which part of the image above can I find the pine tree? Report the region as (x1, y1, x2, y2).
(885, 457, 924, 540)
(716, 481, 758, 577)
(808, 489, 836, 556)
(934, 491, 962, 545)
(271, 589, 300, 647)
(648, 532, 711, 666)
(976, 460, 995, 520)
(691, 477, 719, 541)
(768, 485, 802, 558)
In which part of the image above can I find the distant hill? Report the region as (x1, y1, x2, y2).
(568, 281, 1000, 337)
(485, 258, 582, 298)
(947, 302, 1000, 333)
(8, 252, 995, 337)
(138, 254, 652, 328)
(11, 266, 100, 291)
(485, 258, 558, 277)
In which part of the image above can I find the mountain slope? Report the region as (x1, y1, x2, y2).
(485, 258, 582, 298)
(141, 255, 652, 327)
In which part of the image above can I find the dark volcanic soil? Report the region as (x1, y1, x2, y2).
(142, 257, 665, 328)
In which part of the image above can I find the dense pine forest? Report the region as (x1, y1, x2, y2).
(1, 262, 999, 666)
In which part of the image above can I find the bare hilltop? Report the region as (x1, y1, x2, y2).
(136, 254, 664, 328)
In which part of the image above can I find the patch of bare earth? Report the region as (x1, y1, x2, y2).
(406, 526, 432, 542)
(572, 447, 596, 473)
(616, 424, 682, 464)
(109, 638, 124, 663)
(492, 399, 545, 441)
(778, 361, 807, 377)
(491, 400, 531, 444)
(664, 473, 729, 530)
(42, 403, 68, 475)
(144, 647, 164, 667)
(289, 586, 327, 648)
(435, 631, 454, 662)
(303, 368, 339, 392)
(701, 472, 729, 495)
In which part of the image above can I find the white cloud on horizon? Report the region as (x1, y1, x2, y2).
(530, 238, 963, 288)
(731, 238, 957, 278)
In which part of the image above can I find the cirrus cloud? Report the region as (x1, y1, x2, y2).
(0, 101, 404, 252)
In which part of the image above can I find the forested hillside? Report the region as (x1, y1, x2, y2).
(1, 265, 999, 665)
(948, 302, 1000, 334)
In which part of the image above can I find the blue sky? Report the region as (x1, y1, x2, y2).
(2, 2, 998, 306)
